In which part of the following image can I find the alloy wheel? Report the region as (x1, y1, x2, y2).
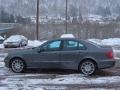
(11, 59, 25, 73)
(80, 60, 96, 76)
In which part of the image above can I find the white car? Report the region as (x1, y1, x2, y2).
(4, 35, 28, 48)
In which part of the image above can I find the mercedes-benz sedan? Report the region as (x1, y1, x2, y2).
(4, 38, 115, 75)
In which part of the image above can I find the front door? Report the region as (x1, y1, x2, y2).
(33, 40, 62, 68)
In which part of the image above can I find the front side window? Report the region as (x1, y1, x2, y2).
(43, 40, 61, 51)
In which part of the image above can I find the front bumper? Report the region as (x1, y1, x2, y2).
(4, 44, 19, 48)
(4, 57, 11, 68)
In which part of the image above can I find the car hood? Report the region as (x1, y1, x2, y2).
(4, 37, 21, 43)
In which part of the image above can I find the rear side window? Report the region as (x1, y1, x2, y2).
(63, 40, 78, 50)
(63, 40, 86, 50)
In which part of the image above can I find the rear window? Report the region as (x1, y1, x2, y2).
(87, 40, 102, 48)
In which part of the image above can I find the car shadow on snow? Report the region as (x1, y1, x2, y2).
(25, 69, 79, 75)
(21, 68, 115, 77)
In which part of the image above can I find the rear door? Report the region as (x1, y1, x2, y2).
(59, 40, 87, 69)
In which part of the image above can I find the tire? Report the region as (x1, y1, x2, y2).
(25, 43, 27, 46)
(79, 60, 96, 76)
(10, 58, 26, 73)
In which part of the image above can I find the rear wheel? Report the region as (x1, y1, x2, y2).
(80, 60, 96, 76)
(10, 58, 25, 73)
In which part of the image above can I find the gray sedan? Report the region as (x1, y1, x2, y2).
(4, 38, 115, 75)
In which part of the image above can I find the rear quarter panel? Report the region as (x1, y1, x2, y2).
(84, 41, 115, 69)
(85, 41, 113, 60)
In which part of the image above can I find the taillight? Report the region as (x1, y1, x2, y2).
(106, 51, 114, 59)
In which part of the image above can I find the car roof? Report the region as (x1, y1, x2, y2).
(49, 38, 85, 42)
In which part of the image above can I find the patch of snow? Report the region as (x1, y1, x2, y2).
(60, 34, 75, 38)
(0, 44, 4, 48)
(0, 87, 8, 90)
(88, 38, 120, 46)
(102, 38, 120, 46)
(0, 62, 5, 67)
(87, 14, 103, 22)
(27, 40, 47, 47)
(0, 36, 4, 40)
(28, 76, 120, 85)
(1, 74, 120, 87)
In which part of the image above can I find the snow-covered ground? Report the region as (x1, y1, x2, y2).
(0, 44, 4, 49)
(0, 62, 120, 90)
(0, 58, 120, 90)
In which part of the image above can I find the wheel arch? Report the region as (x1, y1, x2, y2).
(78, 58, 98, 70)
(9, 57, 26, 68)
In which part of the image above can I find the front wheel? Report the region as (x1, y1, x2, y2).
(10, 58, 25, 73)
(80, 60, 96, 76)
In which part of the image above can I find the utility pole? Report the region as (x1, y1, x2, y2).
(65, 0, 68, 34)
(36, 0, 39, 40)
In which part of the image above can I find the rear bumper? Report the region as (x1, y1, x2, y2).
(97, 60, 115, 69)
